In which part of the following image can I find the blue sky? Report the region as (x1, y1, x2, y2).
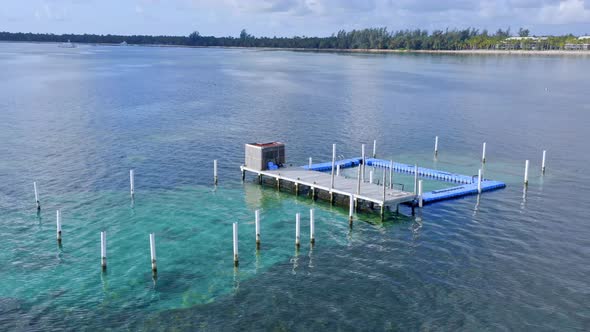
(1, 0, 590, 36)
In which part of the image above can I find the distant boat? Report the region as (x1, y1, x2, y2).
(120, 41, 128, 46)
(58, 40, 76, 48)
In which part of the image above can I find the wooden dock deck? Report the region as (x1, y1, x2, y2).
(241, 166, 416, 209)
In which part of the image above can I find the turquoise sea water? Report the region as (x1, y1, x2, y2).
(0, 43, 589, 330)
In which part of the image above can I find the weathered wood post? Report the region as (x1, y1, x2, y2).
(542, 150, 546, 174)
(33, 182, 40, 211)
(101, 231, 107, 271)
(255, 210, 261, 249)
(482, 142, 487, 164)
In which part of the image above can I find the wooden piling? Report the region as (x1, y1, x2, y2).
(482, 142, 487, 164)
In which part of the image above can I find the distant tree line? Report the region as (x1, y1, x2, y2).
(0, 28, 587, 50)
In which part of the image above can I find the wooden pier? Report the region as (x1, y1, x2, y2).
(240, 165, 416, 217)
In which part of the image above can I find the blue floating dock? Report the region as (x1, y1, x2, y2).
(302, 157, 506, 206)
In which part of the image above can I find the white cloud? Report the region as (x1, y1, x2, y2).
(538, 0, 590, 24)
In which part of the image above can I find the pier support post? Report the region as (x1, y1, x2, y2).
(33, 182, 40, 211)
(381, 171, 387, 219)
(295, 213, 301, 249)
(330, 144, 336, 190)
(369, 170, 373, 184)
(524, 160, 529, 186)
(482, 142, 487, 164)
(255, 210, 261, 249)
(434, 136, 439, 157)
(241, 167, 245, 181)
(310, 209, 315, 245)
(101, 231, 107, 271)
(413, 165, 418, 194)
(308, 157, 312, 170)
(389, 160, 394, 189)
(276, 177, 280, 191)
(542, 150, 546, 174)
(349, 195, 354, 227)
(418, 180, 424, 207)
(258, 174, 262, 184)
(373, 140, 377, 158)
(232, 223, 238, 267)
(361, 144, 366, 182)
(150, 233, 157, 273)
(477, 169, 482, 194)
(56, 210, 62, 243)
(214, 159, 218, 185)
(130, 169, 135, 197)
(356, 166, 361, 196)
(336, 164, 340, 177)
(382, 170, 386, 201)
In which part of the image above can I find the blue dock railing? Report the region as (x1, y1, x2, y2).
(302, 157, 506, 205)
